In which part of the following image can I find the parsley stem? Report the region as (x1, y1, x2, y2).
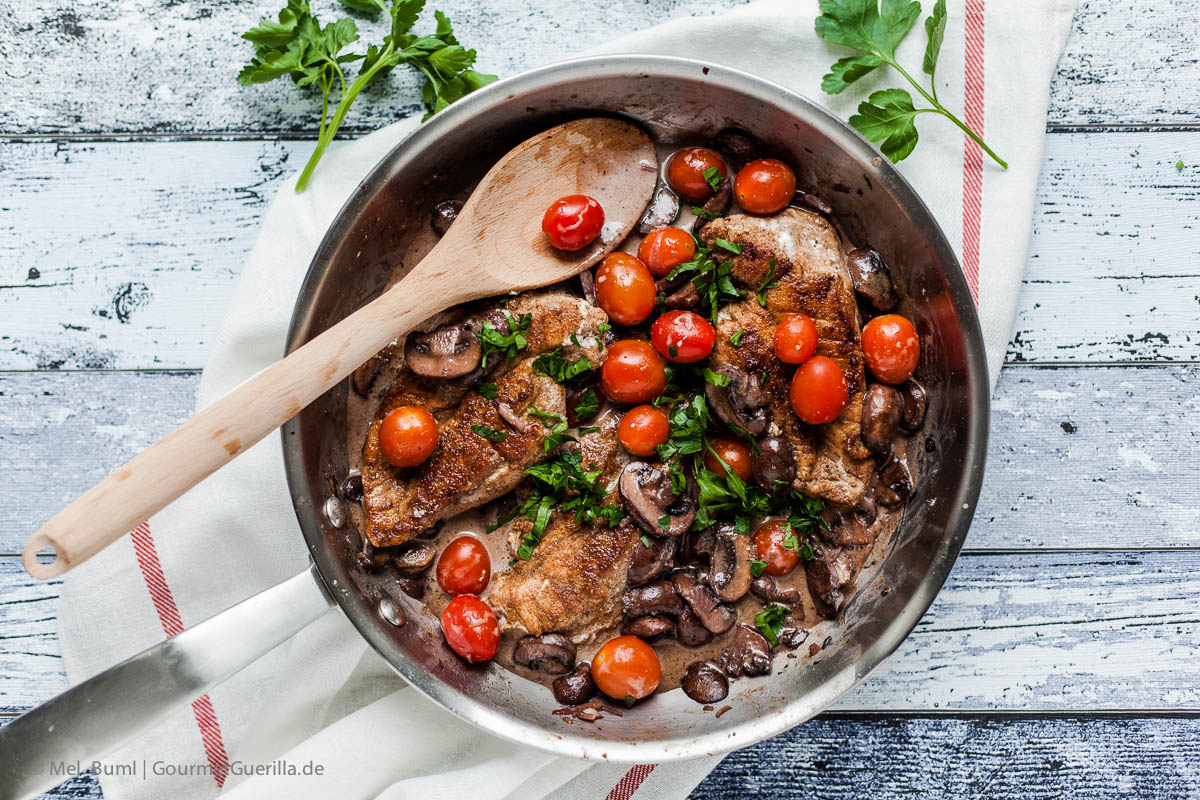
(888, 58, 1007, 170)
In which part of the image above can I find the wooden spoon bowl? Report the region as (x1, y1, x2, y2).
(24, 117, 657, 579)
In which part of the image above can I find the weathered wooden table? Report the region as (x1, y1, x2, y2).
(2, 1, 1197, 797)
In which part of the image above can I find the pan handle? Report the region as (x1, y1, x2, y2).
(0, 564, 335, 800)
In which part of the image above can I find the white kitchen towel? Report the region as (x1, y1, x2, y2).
(57, 0, 1076, 798)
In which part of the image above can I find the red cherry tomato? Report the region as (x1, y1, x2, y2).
(600, 340, 668, 404)
(753, 519, 800, 577)
(637, 227, 698, 278)
(789, 355, 848, 425)
(436, 535, 492, 596)
(667, 147, 727, 202)
(542, 195, 604, 251)
(618, 404, 670, 457)
(773, 314, 818, 365)
(594, 253, 656, 326)
(650, 310, 716, 363)
(440, 595, 500, 663)
(378, 406, 438, 468)
(591, 635, 662, 702)
(704, 436, 754, 482)
(862, 314, 920, 384)
(734, 159, 797, 215)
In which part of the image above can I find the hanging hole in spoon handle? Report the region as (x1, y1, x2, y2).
(24, 533, 63, 579)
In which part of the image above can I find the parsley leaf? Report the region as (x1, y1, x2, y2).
(641, 534, 653, 548)
(754, 603, 790, 647)
(815, 0, 1005, 168)
(730, 328, 745, 347)
(749, 559, 768, 578)
(238, 0, 498, 191)
(703, 367, 731, 388)
(532, 348, 594, 384)
(476, 383, 498, 399)
(666, 244, 743, 323)
(691, 206, 719, 222)
(515, 450, 623, 559)
(702, 166, 725, 192)
(527, 408, 575, 452)
(713, 238, 742, 255)
(755, 259, 779, 307)
(471, 423, 507, 441)
(572, 388, 601, 423)
(1177, 160, 1186, 172)
(478, 311, 531, 368)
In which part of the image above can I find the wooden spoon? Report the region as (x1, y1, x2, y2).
(24, 117, 657, 579)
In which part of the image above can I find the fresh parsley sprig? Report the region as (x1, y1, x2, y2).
(515, 450, 624, 559)
(754, 603, 790, 647)
(478, 311, 532, 368)
(815, 0, 1006, 168)
(666, 244, 743, 324)
(238, 0, 497, 191)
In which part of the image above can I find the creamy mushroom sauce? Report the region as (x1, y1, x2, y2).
(343, 134, 917, 702)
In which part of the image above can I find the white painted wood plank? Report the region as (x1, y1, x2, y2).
(2, 365, 1197, 554)
(3, 551, 1198, 713)
(1, 0, 1197, 136)
(2, 132, 1198, 370)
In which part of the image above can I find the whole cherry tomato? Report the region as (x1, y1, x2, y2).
(773, 313, 818, 365)
(789, 355, 848, 425)
(753, 518, 800, 577)
(734, 159, 797, 215)
(591, 635, 662, 703)
(600, 340, 668, 404)
(378, 406, 438, 468)
(542, 194, 604, 251)
(637, 226, 698, 278)
(704, 436, 754, 482)
(650, 310, 716, 363)
(595, 252, 656, 326)
(440, 595, 500, 663)
(667, 147, 727, 202)
(618, 404, 670, 457)
(436, 535, 492, 596)
(861, 314, 920, 384)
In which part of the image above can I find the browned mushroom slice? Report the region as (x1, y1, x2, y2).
(552, 663, 596, 705)
(391, 541, 437, 575)
(637, 181, 681, 235)
(846, 248, 898, 311)
(681, 661, 729, 704)
(752, 435, 796, 490)
(708, 528, 753, 603)
(898, 379, 928, 433)
(430, 200, 463, 236)
(621, 615, 676, 640)
(672, 568, 736, 634)
(705, 364, 769, 436)
(618, 462, 697, 537)
(861, 384, 903, 453)
(822, 510, 874, 546)
(719, 624, 773, 678)
(712, 128, 760, 170)
(807, 540, 855, 612)
(676, 606, 714, 646)
(513, 633, 576, 675)
(622, 579, 685, 618)
(875, 454, 913, 507)
(750, 574, 803, 605)
(627, 536, 677, 586)
(405, 324, 482, 379)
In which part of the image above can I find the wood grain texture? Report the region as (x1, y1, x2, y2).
(2, 132, 1198, 370)
(2, 0, 1196, 138)
(4, 549, 1199, 713)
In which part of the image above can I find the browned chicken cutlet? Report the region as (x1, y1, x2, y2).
(362, 291, 608, 547)
(491, 514, 641, 641)
(702, 208, 873, 506)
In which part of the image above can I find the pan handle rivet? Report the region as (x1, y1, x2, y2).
(324, 496, 346, 529)
(379, 597, 404, 627)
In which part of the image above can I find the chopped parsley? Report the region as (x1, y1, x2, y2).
(666, 244, 743, 323)
(691, 206, 719, 222)
(668, 344, 678, 358)
(597, 322, 612, 334)
(572, 388, 601, 422)
(703, 367, 731, 388)
(471, 424, 507, 442)
(730, 328, 745, 347)
(475, 383, 499, 399)
(754, 603, 790, 647)
(515, 450, 624, 559)
(1177, 160, 1186, 172)
(532, 348, 594, 384)
(749, 559, 768, 578)
(713, 238, 742, 255)
(658, 514, 671, 530)
(755, 259, 779, 307)
(527, 408, 575, 452)
(479, 311, 531, 368)
(641, 534, 653, 548)
(702, 166, 725, 192)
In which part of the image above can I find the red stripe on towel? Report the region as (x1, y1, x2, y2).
(131, 522, 231, 787)
(605, 764, 657, 800)
(962, 0, 987, 302)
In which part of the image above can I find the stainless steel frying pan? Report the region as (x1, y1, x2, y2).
(0, 56, 988, 799)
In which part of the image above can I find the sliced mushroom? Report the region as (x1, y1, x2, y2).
(719, 624, 772, 678)
(797, 192, 832, 215)
(703, 180, 732, 217)
(552, 663, 596, 706)
(356, 540, 393, 571)
(338, 469, 364, 502)
(778, 624, 809, 650)
(405, 324, 482, 379)
(676, 606, 714, 647)
(621, 615, 676, 640)
(705, 364, 769, 435)
(709, 528, 753, 603)
(663, 280, 701, 310)
(861, 384, 903, 453)
(672, 568, 737, 634)
(637, 181, 681, 234)
(753, 435, 796, 490)
(514, 633, 576, 675)
(846, 248, 898, 311)
(579, 269, 598, 305)
(750, 574, 803, 605)
(807, 540, 855, 612)
(351, 352, 388, 397)
(898, 379, 928, 433)
(392, 541, 437, 575)
(823, 510, 874, 546)
(712, 127, 760, 170)
(395, 574, 426, 600)
(681, 661, 729, 704)
(875, 454, 913, 507)
(430, 199, 463, 236)
(622, 579, 685, 618)
(618, 462, 697, 537)
(627, 536, 677, 586)
(682, 525, 718, 565)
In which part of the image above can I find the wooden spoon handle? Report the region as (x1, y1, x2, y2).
(23, 265, 452, 579)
